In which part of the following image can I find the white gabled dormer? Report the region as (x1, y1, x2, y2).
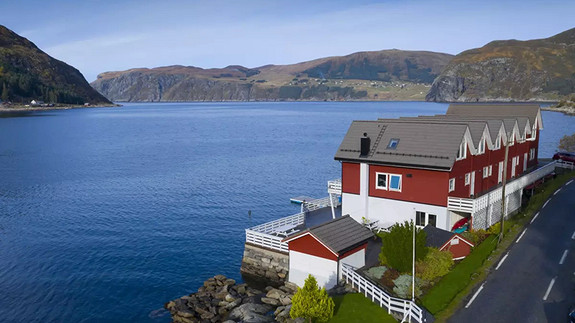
(456, 127, 475, 160)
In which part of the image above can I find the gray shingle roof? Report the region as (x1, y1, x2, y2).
(335, 120, 467, 169)
(306, 215, 374, 255)
(447, 103, 540, 126)
(423, 225, 457, 249)
(335, 104, 542, 170)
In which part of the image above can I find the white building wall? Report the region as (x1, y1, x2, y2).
(366, 197, 449, 230)
(344, 192, 449, 230)
(288, 250, 338, 289)
(338, 249, 365, 280)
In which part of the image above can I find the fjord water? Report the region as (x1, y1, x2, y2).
(0, 102, 572, 322)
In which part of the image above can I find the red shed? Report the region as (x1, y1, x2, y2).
(283, 215, 373, 289)
(423, 225, 474, 260)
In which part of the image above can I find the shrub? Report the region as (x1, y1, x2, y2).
(487, 222, 501, 235)
(461, 229, 488, 245)
(392, 274, 423, 299)
(290, 275, 335, 323)
(416, 248, 454, 281)
(379, 221, 427, 272)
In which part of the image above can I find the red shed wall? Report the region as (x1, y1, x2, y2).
(288, 234, 338, 261)
(440, 236, 473, 259)
(342, 162, 360, 194)
(368, 165, 449, 207)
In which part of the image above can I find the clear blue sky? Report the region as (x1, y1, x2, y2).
(1, 0, 573, 82)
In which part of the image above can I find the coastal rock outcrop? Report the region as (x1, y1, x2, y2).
(0, 25, 111, 105)
(165, 275, 301, 323)
(426, 27, 575, 102)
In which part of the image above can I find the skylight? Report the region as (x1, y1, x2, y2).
(387, 138, 399, 149)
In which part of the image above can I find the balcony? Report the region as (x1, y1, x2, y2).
(447, 160, 558, 214)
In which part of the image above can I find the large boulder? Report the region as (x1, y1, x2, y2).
(228, 303, 274, 322)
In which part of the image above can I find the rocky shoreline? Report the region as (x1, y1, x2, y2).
(542, 105, 575, 116)
(165, 275, 354, 323)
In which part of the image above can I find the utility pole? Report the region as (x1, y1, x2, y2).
(412, 209, 415, 303)
(499, 132, 511, 244)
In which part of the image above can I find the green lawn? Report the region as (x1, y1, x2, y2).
(330, 293, 397, 323)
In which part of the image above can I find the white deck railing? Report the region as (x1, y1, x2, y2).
(245, 212, 305, 253)
(245, 229, 289, 253)
(556, 159, 574, 170)
(342, 264, 424, 323)
(448, 161, 558, 214)
(249, 212, 305, 234)
(328, 178, 342, 195)
(302, 196, 334, 212)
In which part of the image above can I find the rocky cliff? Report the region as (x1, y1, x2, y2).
(426, 28, 575, 102)
(0, 25, 111, 105)
(91, 50, 453, 102)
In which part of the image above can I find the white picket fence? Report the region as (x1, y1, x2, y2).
(341, 264, 424, 323)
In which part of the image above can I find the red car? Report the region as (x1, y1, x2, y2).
(553, 151, 575, 163)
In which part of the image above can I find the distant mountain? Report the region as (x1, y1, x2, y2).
(426, 28, 575, 102)
(0, 25, 111, 105)
(91, 50, 453, 102)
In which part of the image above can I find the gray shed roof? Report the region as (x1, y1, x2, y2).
(423, 225, 458, 249)
(286, 215, 374, 255)
(335, 120, 467, 170)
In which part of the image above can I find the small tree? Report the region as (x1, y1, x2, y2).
(290, 275, 335, 323)
(379, 221, 427, 272)
(559, 133, 575, 152)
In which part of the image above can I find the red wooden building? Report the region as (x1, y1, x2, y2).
(334, 104, 545, 231)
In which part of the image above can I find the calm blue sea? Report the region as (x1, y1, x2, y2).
(0, 102, 572, 322)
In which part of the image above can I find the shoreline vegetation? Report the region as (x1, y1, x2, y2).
(542, 97, 575, 116)
(0, 102, 121, 113)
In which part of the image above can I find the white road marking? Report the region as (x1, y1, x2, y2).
(543, 199, 550, 209)
(560, 250, 569, 265)
(530, 212, 540, 224)
(572, 231, 575, 240)
(516, 229, 527, 243)
(465, 283, 485, 308)
(543, 277, 556, 301)
(554, 188, 562, 195)
(567, 179, 573, 186)
(496, 252, 509, 270)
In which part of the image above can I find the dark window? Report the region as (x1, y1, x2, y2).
(416, 211, 425, 226)
(387, 138, 400, 149)
(376, 173, 387, 189)
(428, 214, 437, 227)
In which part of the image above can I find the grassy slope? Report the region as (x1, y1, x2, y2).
(330, 293, 397, 323)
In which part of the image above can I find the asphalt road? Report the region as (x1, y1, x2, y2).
(449, 179, 575, 323)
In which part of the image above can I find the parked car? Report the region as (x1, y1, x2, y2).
(553, 151, 575, 163)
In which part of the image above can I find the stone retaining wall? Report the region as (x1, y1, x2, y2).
(240, 243, 289, 283)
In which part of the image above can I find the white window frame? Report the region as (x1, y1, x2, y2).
(489, 165, 493, 177)
(482, 166, 488, 178)
(494, 136, 501, 150)
(477, 138, 485, 154)
(375, 172, 388, 190)
(464, 173, 470, 186)
(449, 178, 455, 192)
(456, 141, 467, 160)
(498, 161, 503, 183)
(388, 173, 402, 192)
(415, 211, 437, 227)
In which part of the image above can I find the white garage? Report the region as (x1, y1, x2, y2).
(283, 215, 374, 289)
